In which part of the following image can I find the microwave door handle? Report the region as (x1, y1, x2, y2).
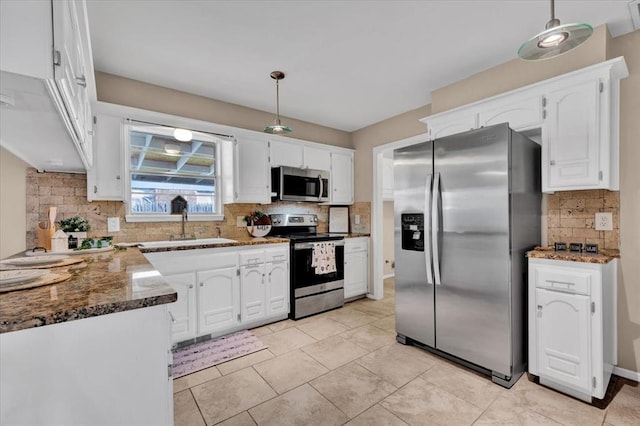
(279, 167, 285, 200)
(318, 174, 323, 201)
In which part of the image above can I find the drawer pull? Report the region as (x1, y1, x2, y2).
(545, 279, 575, 286)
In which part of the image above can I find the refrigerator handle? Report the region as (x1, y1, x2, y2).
(432, 172, 442, 285)
(425, 173, 433, 285)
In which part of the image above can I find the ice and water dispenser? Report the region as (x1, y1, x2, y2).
(401, 213, 424, 251)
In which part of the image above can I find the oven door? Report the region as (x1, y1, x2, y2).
(292, 240, 344, 289)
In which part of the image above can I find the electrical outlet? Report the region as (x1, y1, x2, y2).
(595, 212, 613, 231)
(107, 217, 120, 232)
(355, 214, 361, 225)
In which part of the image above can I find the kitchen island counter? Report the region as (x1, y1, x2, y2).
(0, 247, 176, 333)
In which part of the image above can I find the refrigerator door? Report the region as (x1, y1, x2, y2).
(433, 124, 512, 375)
(394, 141, 434, 347)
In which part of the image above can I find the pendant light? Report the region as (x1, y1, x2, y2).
(264, 71, 292, 134)
(518, 0, 593, 61)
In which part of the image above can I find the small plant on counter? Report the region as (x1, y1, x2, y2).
(244, 211, 270, 225)
(58, 215, 90, 232)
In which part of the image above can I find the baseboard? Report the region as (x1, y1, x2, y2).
(382, 273, 395, 280)
(613, 366, 640, 382)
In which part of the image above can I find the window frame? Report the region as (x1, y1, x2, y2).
(123, 120, 227, 223)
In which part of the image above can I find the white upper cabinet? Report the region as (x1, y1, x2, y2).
(420, 57, 628, 193)
(0, 0, 96, 171)
(87, 109, 124, 201)
(269, 139, 332, 171)
(330, 151, 354, 205)
(234, 136, 271, 203)
(545, 80, 600, 190)
(479, 93, 543, 131)
(303, 146, 332, 171)
(423, 110, 477, 140)
(269, 139, 303, 168)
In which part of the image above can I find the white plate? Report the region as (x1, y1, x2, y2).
(0, 269, 48, 285)
(0, 255, 69, 266)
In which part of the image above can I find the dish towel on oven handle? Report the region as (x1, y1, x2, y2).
(311, 241, 336, 275)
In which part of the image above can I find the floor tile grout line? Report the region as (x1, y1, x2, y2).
(188, 387, 208, 426)
(306, 380, 354, 420)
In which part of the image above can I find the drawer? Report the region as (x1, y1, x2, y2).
(239, 250, 265, 266)
(208, 252, 239, 270)
(265, 248, 288, 263)
(345, 238, 368, 253)
(534, 266, 593, 295)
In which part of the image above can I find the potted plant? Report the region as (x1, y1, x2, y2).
(244, 211, 271, 237)
(58, 215, 90, 242)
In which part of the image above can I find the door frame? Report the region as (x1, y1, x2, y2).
(371, 133, 429, 299)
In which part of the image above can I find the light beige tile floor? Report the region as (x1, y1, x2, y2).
(175, 279, 640, 425)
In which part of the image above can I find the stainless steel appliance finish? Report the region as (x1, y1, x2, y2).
(271, 167, 330, 202)
(394, 123, 541, 388)
(269, 214, 345, 320)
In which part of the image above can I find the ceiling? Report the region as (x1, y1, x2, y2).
(86, 1, 637, 132)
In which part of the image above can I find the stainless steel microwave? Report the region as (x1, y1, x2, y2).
(271, 166, 330, 202)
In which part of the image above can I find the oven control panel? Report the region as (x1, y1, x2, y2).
(270, 214, 318, 227)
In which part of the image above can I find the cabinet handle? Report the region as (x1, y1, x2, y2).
(188, 284, 193, 289)
(262, 274, 265, 284)
(93, 185, 97, 194)
(168, 311, 176, 323)
(116, 175, 121, 180)
(537, 305, 542, 317)
(200, 283, 204, 287)
(75, 75, 87, 88)
(550, 160, 556, 166)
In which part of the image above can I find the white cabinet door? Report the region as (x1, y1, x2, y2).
(536, 288, 591, 392)
(266, 261, 289, 316)
(345, 238, 369, 299)
(235, 137, 270, 203)
(546, 80, 600, 190)
(269, 139, 303, 168)
(304, 146, 331, 171)
(425, 111, 477, 140)
(479, 94, 543, 131)
(331, 151, 354, 205)
(240, 264, 266, 323)
(197, 267, 240, 335)
(165, 272, 197, 343)
(52, 0, 93, 167)
(87, 113, 123, 201)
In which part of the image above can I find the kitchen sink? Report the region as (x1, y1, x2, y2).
(138, 238, 237, 249)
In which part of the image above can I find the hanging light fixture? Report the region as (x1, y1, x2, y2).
(264, 71, 292, 134)
(518, 0, 593, 61)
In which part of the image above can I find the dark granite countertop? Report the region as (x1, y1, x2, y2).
(0, 248, 177, 334)
(526, 246, 619, 264)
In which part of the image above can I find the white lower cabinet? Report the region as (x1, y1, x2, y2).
(528, 258, 617, 401)
(344, 237, 369, 299)
(164, 272, 197, 342)
(198, 267, 241, 335)
(145, 244, 289, 344)
(0, 305, 173, 425)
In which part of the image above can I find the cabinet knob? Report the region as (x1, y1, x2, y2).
(200, 283, 204, 287)
(550, 160, 556, 166)
(189, 284, 194, 289)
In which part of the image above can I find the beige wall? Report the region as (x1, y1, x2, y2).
(610, 30, 640, 373)
(0, 147, 28, 257)
(430, 25, 609, 114)
(96, 72, 352, 149)
(352, 104, 431, 202)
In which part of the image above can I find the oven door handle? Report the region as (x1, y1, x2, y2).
(294, 240, 345, 250)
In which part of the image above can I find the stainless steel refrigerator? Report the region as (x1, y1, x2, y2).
(394, 123, 541, 388)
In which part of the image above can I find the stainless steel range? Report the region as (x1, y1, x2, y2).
(269, 214, 345, 320)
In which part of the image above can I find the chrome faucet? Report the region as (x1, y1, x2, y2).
(181, 208, 188, 239)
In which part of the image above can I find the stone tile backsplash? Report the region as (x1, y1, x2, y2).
(546, 189, 619, 250)
(25, 170, 372, 249)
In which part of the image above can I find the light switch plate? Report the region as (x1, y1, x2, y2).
(107, 217, 120, 232)
(595, 212, 613, 231)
